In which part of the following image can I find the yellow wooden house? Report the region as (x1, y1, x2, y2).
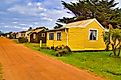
(46, 18, 106, 51)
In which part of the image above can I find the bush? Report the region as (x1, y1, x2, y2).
(51, 46, 54, 50)
(55, 45, 65, 51)
(55, 45, 71, 57)
(18, 37, 28, 43)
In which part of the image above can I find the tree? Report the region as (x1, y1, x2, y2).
(54, 23, 63, 29)
(57, 16, 87, 24)
(28, 27, 32, 31)
(59, 0, 120, 28)
(0, 31, 2, 36)
(109, 28, 121, 57)
(104, 8, 121, 50)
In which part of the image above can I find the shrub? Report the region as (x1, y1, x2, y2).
(55, 45, 71, 57)
(51, 46, 54, 50)
(55, 45, 63, 51)
(18, 37, 28, 43)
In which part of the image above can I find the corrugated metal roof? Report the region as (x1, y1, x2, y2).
(64, 18, 105, 29)
(64, 18, 92, 27)
(66, 19, 94, 27)
(32, 29, 43, 33)
(46, 27, 66, 32)
(46, 18, 105, 32)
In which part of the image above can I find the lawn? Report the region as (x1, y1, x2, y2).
(24, 43, 121, 80)
(11, 39, 19, 43)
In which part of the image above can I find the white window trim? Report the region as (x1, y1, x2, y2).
(48, 32, 54, 40)
(42, 33, 45, 37)
(88, 28, 98, 41)
(56, 31, 62, 41)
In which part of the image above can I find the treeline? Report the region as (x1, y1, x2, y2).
(55, 0, 121, 29)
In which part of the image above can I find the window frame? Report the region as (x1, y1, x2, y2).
(88, 29, 98, 41)
(56, 31, 62, 41)
(41, 33, 45, 37)
(33, 33, 36, 39)
(49, 32, 54, 40)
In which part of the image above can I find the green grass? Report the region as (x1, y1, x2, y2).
(11, 39, 19, 43)
(24, 43, 121, 80)
(24, 43, 56, 56)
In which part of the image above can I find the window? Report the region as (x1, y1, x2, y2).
(57, 32, 61, 40)
(33, 33, 36, 39)
(49, 33, 54, 40)
(89, 30, 97, 40)
(42, 33, 45, 37)
(21, 33, 25, 37)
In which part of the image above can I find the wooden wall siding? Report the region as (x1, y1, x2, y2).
(46, 30, 67, 48)
(30, 31, 46, 43)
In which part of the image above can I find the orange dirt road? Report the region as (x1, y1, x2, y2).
(0, 38, 104, 80)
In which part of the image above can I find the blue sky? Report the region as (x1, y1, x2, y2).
(0, 0, 121, 32)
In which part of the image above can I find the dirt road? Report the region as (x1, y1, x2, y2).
(0, 38, 104, 80)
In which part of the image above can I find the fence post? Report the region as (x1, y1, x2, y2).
(40, 40, 42, 47)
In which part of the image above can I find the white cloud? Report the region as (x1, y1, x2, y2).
(22, 27, 28, 30)
(116, 0, 121, 8)
(13, 18, 19, 20)
(38, 6, 46, 11)
(42, 17, 53, 21)
(40, 13, 47, 17)
(13, 25, 28, 30)
(28, 24, 33, 27)
(34, 22, 39, 25)
(19, 23, 26, 26)
(4, 26, 9, 28)
(7, 3, 46, 17)
(43, 8, 74, 21)
(14, 26, 21, 28)
(7, 0, 74, 20)
(27, 2, 32, 6)
(63, 0, 78, 3)
(36, 2, 41, 6)
(12, 22, 18, 24)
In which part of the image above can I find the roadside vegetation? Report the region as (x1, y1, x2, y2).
(24, 42, 121, 80)
(18, 37, 28, 43)
(12, 39, 19, 43)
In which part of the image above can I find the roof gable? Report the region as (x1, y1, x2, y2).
(65, 18, 105, 29)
